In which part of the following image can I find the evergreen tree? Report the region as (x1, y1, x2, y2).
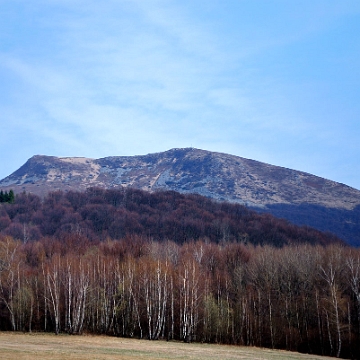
(8, 189, 14, 203)
(0, 189, 15, 203)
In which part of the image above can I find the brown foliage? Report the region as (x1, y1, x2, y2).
(0, 188, 344, 247)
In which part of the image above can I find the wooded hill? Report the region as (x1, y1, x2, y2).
(0, 187, 342, 247)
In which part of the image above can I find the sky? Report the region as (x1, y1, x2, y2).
(1, 0, 360, 189)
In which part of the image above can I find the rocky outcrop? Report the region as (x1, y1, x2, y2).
(2, 148, 360, 209)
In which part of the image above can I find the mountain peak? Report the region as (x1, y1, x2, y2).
(1, 148, 359, 209)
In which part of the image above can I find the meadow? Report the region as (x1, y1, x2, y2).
(0, 332, 337, 360)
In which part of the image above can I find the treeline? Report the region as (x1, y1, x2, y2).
(0, 235, 359, 358)
(0, 190, 14, 203)
(0, 187, 342, 246)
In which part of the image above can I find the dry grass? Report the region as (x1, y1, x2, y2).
(0, 332, 336, 360)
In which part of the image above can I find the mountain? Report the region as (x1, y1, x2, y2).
(1, 148, 360, 245)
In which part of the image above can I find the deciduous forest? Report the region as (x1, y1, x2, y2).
(0, 187, 341, 246)
(0, 188, 358, 358)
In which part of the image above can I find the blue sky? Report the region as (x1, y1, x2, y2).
(1, 0, 360, 189)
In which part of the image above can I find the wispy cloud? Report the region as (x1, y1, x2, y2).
(1, 0, 360, 188)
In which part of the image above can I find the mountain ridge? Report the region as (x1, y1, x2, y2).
(1, 148, 360, 245)
(1, 147, 359, 208)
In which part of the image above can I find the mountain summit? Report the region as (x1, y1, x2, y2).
(1, 148, 360, 245)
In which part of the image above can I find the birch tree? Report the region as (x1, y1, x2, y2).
(44, 253, 62, 334)
(320, 246, 346, 358)
(0, 237, 21, 330)
(179, 259, 201, 342)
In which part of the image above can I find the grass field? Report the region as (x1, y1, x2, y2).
(0, 332, 337, 360)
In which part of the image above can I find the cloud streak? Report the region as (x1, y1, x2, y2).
(1, 0, 360, 189)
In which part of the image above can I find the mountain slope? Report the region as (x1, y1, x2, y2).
(1, 148, 359, 208)
(1, 148, 360, 245)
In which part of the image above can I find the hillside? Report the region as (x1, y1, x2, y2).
(1, 148, 360, 245)
(0, 188, 341, 247)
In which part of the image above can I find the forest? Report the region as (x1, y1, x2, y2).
(0, 188, 357, 358)
(1, 236, 359, 358)
(0, 187, 341, 246)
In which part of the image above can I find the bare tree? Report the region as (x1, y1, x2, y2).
(0, 237, 21, 330)
(44, 254, 62, 334)
(320, 246, 346, 358)
(247, 246, 279, 349)
(64, 255, 89, 334)
(179, 259, 201, 342)
(346, 250, 360, 336)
